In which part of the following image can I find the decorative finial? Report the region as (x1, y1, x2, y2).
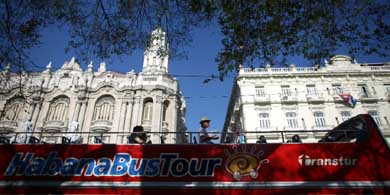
(87, 61, 93, 72)
(70, 57, 76, 64)
(98, 62, 106, 73)
(46, 61, 52, 69)
(324, 59, 329, 66)
(5, 63, 11, 71)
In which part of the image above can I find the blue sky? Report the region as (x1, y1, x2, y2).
(28, 25, 390, 133)
(29, 25, 234, 133)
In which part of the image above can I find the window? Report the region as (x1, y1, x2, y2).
(142, 99, 153, 121)
(255, 86, 265, 97)
(93, 96, 115, 121)
(340, 111, 351, 122)
(332, 84, 343, 95)
(281, 86, 291, 96)
(47, 97, 69, 122)
(358, 84, 370, 98)
(1, 97, 25, 121)
(152, 56, 157, 65)
(162, 101, 169, 122)
(314, 112, 326, 127)
(385, 84, 390, 93)
(306, 85, 317, 96)
(368, 111, 382, 126)
(286, 112, 298, 128)
(259, 113, 270, 129)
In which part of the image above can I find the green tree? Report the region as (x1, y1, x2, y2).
(214, 0, 390, 79)
(1, 0, 390, 80)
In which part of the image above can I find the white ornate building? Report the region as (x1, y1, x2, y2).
(222, 55, 390, 143)
(0, 28, 187, 144)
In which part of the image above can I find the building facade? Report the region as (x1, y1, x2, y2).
(0, 28, 187, 144)
(222, 55, 390, 143)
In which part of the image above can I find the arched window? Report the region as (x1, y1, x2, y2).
(93, 96, 115, 121)
(47, 96, 69, 122)
(1, 97, 26, 121)
(142, 98, 153, 122)
(314, 111, 326, 127)
(162, 100, 169, 122)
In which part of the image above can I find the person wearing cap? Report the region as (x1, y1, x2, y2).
(198, 116, 219, 144)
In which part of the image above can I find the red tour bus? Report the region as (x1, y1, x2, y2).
(0, 114, 389, 194)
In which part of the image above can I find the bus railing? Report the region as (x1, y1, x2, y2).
(0, 128, 367, 145)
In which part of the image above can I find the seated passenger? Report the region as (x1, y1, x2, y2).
(128, 126, 148, 144)
(292, 135, 302, 143)
(256, 135, 267, 144)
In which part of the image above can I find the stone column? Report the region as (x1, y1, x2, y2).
(123, 100, 134, 132)
(0, 101, 5, 114)
(151, 96, 162, 144)
(118, 100, 127, 132)
(78, 101, 87, 130)
(81, 98, 96, 142)
(170, 98, 178, 144)
(35, 99, 50, 131)
(31, 102, 42, 131)
(27, 103, 36, 121)
(137, 97, 143, 125)
(131, 96, 142, 127)
(72, 102, 81, 122)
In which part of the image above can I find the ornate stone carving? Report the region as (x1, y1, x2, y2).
(0, 28, 188, 144)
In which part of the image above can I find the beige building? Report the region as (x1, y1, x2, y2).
(0, 28, 187, 144)
(222, 55, 390, 143)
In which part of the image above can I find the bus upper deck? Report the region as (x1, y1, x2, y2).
(0, 114, 389, 194)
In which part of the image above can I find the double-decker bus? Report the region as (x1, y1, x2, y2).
(0, 114, 389, 194)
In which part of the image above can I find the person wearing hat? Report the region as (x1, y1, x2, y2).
(198, 116, 219, 144)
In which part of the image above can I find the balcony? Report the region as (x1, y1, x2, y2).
(381, 125, 390, 137)
(280, 94, 298, 103)
(0, 120, 18, 132)
(254, 94, 271, 103)
(90, 120, 112, 131)
(43, 120, 67, 131)
(283, 126, 305, 131)
(306, 93, 325, 103)
(311, 125, 334, 130)
(332, 93, 344, 102)
(142, 120, 152, 127)
(312, 125, 335, 138)
(283, 126, 309, 139)
(255, 127, 280, 139)
(358, 92, 378, 102)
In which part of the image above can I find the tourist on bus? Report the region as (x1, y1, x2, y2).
(128, 126, 148, 144)
(199, 116, 219, 144)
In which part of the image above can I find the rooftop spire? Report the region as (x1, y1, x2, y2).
(142, 27, 169, 73)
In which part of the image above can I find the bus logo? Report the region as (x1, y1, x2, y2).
(224, 145, 269, 181)
(298, 154, 358, 166)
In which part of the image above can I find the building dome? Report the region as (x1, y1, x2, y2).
(329, 55, 353, 66)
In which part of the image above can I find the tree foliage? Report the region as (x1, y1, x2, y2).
(215, 0, 390, 79)
(1, 0, 390, 80)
